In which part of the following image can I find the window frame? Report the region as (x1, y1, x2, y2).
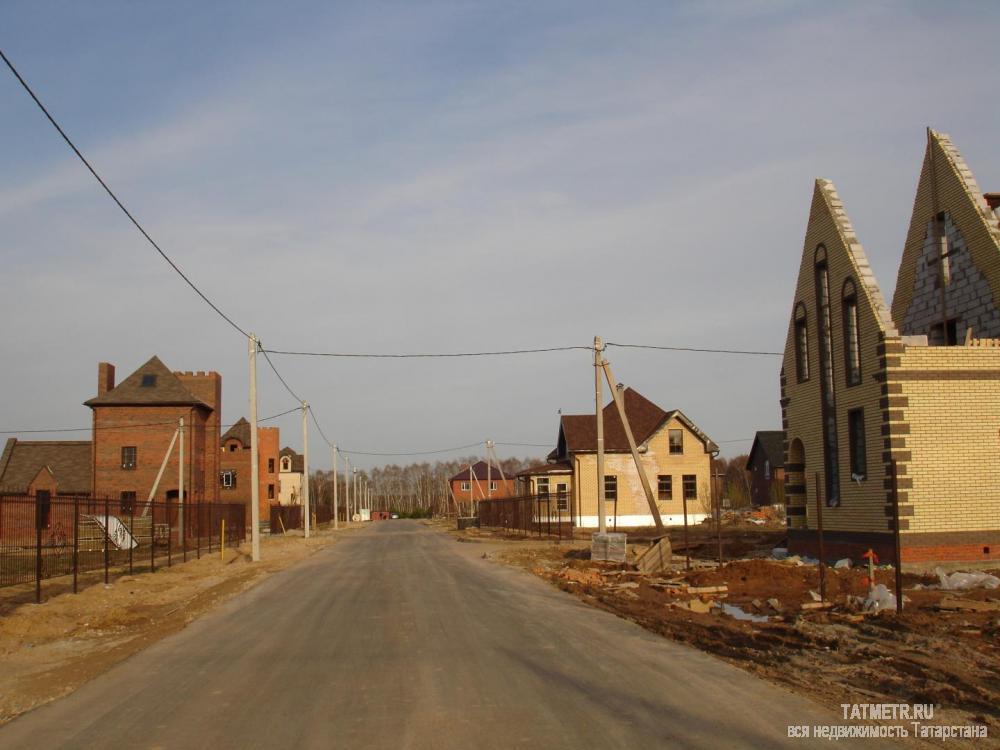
(121, 446, 137, 471)
(657, 474, 672, 501)
(556, 483, 568, 511)
(668, 429, 683, 455)
(220, 470, 237, 489)
(604, 475, 618, 501)
(120, 491, 136, 515)
(848, 408, 867, 479)
(682, 474, 697, 500)
(842, 278, 862, 386)
(794, 302, 810, 383)
(460, 480, 470, 492)
(536, 477, 550, 497)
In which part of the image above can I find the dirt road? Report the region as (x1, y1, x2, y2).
(0, 521, 883, 749)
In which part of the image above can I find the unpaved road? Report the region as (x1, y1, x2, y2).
(0, 521, 884, 749)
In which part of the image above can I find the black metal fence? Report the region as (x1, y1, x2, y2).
(0, 493, 246, 602)
(476, 494, 574, 540)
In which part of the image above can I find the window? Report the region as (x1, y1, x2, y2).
(556, 483, 568, 511)
(668, 430, 683, 454)
(220, 470, 237, 489)
(930, 318, 959, 346)
(120, 491, 136, 515)
(140, 374, 157, 388)
(764, 460, 771, 480)
(267, 484, 275, 500)
(657, 475, 672, 500)
(460, 481, 470, 492)
(281, 457, 290, 472)
(35, 490, 51, 530)
(536, 477, 549, 497)
(604, 475, 617, 501)
(683, 475, 697, 500)
(268, 458, 275, 474)
(815, 250, 840, 507)
(842, 279, 861, 386)
(121, 446, 137, 470)
(489, 481, 497, 491)
(848, 409, 867, 478)
(794, 303, 810, 382)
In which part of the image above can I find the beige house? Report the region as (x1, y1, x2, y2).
(781, 128, 1000, 563)
(518, 388, 717, 528)
(277, 447, 303, 506)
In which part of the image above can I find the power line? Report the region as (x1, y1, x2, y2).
(338, 442, 483, 457)
(0, 48, 249, 339)
(260, 345, 592, 359)
(309, 407, 333, 448)
(0, 409, 300, 436)
(605, 342, 782, 356)
(258, 343, 305, 404)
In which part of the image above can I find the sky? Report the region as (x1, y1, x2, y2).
(1, 1, 998, 470)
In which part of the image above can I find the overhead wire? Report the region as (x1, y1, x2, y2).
(0, 408, 302, 436)
(260, 345, 593, 358)
(0, 47, 250, 340)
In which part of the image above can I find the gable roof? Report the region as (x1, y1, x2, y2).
(0, 438, 92, 494)
(450, 461, 509, 482)
(84, 356, 211, 409)
(557, 388, 718, 454)
(279, 446, 304, 473)
(221, 418, 251, 447)
(746, 431, 785, 471)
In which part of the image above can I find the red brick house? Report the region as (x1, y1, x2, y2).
(449, 461, 515, 506)
(745, 431, 786, 507)
(220, 417, 280, 526)
(0, 439, 92, 536)
(84, 357, 221, 510)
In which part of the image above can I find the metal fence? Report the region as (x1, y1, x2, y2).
(476, 494, 574, 540)
(0, 493, 246, 602)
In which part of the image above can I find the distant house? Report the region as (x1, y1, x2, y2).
(449, 461, 516, 506)
(745, 431, 785, 506)
(219, 417, 280, 528)
(278, 447, 304, 505)
(84, 356, 221, 509)
(519, 388, 717, 528)
(0, 439, 92, 499)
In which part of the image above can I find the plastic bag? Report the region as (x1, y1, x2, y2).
(864, 584, 897, 612)
(935, 567, 1000, 590)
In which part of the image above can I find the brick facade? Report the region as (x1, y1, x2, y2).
(85, 357, 221, 509)
(781, 130, 1000, 563)
(219, 419, 280, 527)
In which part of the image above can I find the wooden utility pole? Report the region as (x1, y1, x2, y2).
(599, 359, 664, 533)
(302, 401, 311, 539)
(332, 444, 339, 530)
(595, 336, 606, 533)
(248, 334, 261, 561)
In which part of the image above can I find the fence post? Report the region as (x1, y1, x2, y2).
(103, 496, 109, 586)
(73, 495, 79, 594)
(167, 500, 172, 568)
(128, 495, 134, 575)
(35, 495, 42, 604)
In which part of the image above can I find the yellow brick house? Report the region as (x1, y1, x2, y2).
(781, 129, 1000, 563)
(518, 388, 718, 528)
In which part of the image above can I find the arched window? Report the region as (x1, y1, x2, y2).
(794, 303, 809, 382)
(842, 278, 861, 386)
(814, 246, 840, 507)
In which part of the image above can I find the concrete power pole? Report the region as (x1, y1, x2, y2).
(178, 417, 185, 546)
(345, 457, 351, 521)
(302, 401, 311, 539)
(332, 444, 339, 530)
(595, 336, 606, 533)
(248, 334, 261, 562)
(486, 441, 492, 500)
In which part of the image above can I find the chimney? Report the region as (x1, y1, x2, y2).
(98, 362, 116, 396)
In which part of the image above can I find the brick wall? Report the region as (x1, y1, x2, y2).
(219, 426, 279, 525)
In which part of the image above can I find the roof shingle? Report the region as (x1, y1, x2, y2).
(84, 356, 210, 409)
(0, 438, 92, 494)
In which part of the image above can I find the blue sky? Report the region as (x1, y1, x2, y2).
(2, 1, 999, 468)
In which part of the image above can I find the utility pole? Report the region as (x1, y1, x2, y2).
(486, 441, 493, 500)
(178, 417, 185, 548)
(248, 334, 261, 562)
(302, 402, 311, 538)
(353, 468, 358, 520)
(332, 444, 339, 530)
(595, 336, 606, 534)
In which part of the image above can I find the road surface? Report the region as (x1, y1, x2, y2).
(0, 521, 879, 749)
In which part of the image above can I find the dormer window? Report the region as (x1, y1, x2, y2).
(140, 374, 157, 388)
